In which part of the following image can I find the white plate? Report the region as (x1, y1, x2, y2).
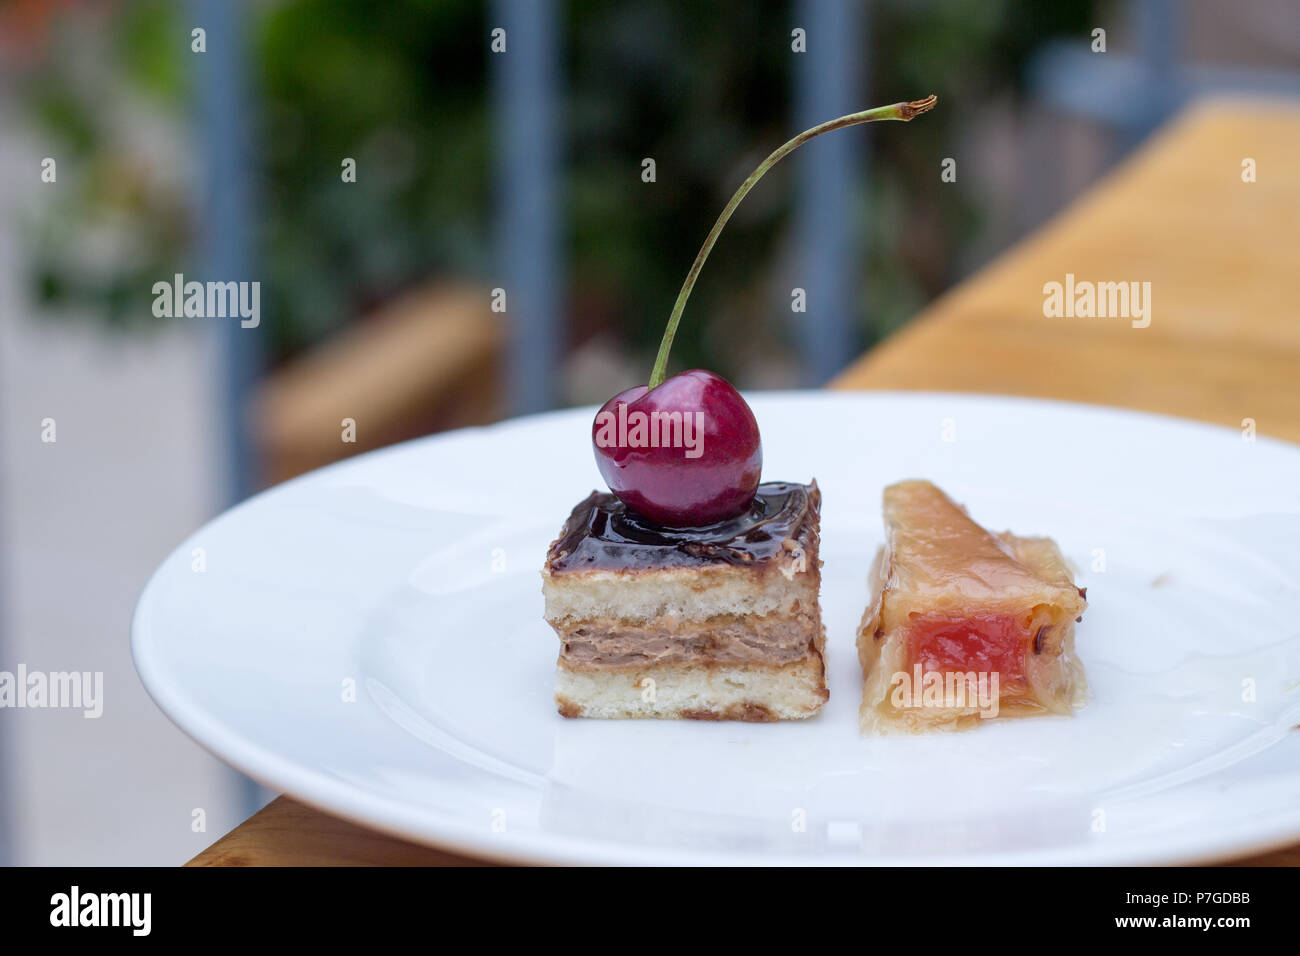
(132, 392, 1300, 865)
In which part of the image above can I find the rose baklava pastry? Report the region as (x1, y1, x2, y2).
(542, 481, 828, 721)
(857, 480, 1088, 734)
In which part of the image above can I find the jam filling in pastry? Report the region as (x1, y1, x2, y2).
(857, 480, 1087, 734)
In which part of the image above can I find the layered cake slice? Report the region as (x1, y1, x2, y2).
(857, 480, 1087, 734)
(542, 481, 828, 720)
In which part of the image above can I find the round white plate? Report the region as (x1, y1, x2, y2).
(132, 392, 1300, 865)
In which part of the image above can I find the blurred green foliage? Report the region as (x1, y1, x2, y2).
(23, 0, 1095, 375)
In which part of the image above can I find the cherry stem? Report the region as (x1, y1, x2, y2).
(646, 95, 937, 389)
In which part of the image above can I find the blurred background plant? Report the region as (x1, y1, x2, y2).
(20, 0, 1096, 382)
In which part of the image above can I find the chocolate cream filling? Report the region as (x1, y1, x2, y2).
(559, 611, 821, 668)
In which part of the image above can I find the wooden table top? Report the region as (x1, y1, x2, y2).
(188, 99, 1300, 867)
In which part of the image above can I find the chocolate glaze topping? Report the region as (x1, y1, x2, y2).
(546, 480, 819, 572)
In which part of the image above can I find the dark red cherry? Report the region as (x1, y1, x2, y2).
(584, 98, 935, 525)
(592, 369, 761, 526)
